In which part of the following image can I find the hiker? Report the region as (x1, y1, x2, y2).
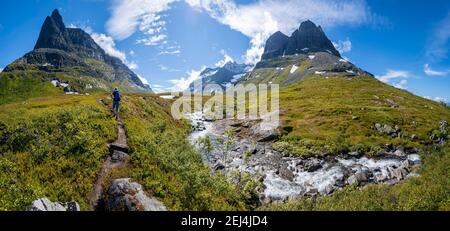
(112, 88, 121, 114)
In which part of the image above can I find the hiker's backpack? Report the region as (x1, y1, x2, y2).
(114, 91, 121, 101)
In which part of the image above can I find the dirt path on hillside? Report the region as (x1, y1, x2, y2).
(88, 100, 130, 211)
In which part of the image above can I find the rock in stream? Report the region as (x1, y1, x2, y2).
(186, 112, 422, 203)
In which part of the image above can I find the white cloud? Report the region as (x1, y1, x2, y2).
(90, 32, 140, 70)
(107, 0, 175, 46)
(137, 34, 168, 46)
(427, 12, 450, 61)
(158, 50, 181, 55)
(129, 50, 135, 55)
(424, 96, 448, 103)
(376, 69, 410, 89)
(128, 62, 139, 70)
(186, 0, 378, 65)
(393, 79, 407, 89)
(169, 67, 206, 91)
(90, 32, 126, 62)
(157, 44, 182, 55)
(160, 65, 169, 71)
(424, 63, 448, 76)
(215, 50, 234, 67)
(158, 64, 181, 72)
(375, 69, 410, 83)
(333, 38, 352, 54)
(137, 74, 150, 85)
(150, 84, 171, 93)
(106, 0, 380, 65)
(0, 67, 3, 73)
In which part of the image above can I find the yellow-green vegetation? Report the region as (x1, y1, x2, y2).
(0, 95, 116, 210)
(0, 67, 448, 211)
(0, 70, 142, 103)
(102, 94, 247, 211)
(0, 71, 61, 105)
(260, 144, 450, 211)
(274, 74, 450, 157)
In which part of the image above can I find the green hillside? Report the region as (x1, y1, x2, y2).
(0, 71, 61, 105)
(234, 54, 450, 210)
(273, 74, 450, 157)
(0, 84, 248, 210)
(0, 95, 116, 210)
(0, 54, 449, 211)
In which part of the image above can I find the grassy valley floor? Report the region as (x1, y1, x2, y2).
(0, 74, 449, 211)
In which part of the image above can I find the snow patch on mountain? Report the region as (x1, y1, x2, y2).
(290, 65, 299, 74)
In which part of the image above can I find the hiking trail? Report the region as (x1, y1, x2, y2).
(89, 99, 130, 211)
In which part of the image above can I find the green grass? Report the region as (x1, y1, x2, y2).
(0, 71, 61, 105)
(100, 94, 247, 211)
(0, 67, 448, 211)
(0, 95, 116, 210)
(274, 74, 450, 157)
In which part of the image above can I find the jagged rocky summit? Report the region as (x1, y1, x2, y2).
(4, 9, 151, 92)
(261, 20, 341, 60)
(238, 20, 373, 86)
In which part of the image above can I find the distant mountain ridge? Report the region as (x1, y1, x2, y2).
(4, 9, 151, 92)
(188, 62, 252, 92)
(261, 20, 341, 60)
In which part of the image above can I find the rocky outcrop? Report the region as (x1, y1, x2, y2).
(250, 120, 280, 142)
(374, 123, 401, 138)
(261, 20, 341, 60)
(105, 178, 167, 211)
(430, 120, 448, 145)
(261, 32, 290, 60)
(27, 198, 80, 211)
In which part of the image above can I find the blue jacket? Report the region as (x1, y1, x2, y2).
(113, 90, 121, 101)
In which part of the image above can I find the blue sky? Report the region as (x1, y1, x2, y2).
(0, 0, 449, 101)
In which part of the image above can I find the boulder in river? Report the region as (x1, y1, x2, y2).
(303, 158, 322, 172)
(251, 123, 280, 142)
(347, 171, 369, 186)
(277, 165, 294, 181)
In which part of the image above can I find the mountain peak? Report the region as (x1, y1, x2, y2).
(51, 9, 65, 30)
(6, 9, 151, 92)
(34, 10, 67, 50)
(299, 20, 316, 28)
(261, 20, 341, 60)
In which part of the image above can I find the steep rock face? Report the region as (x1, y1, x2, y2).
(261, 20, 341, 60)
(4, 9, 151, 92)
(189, 62, 252, 92)
(34, 10, 68, 51)
(261, 32, 290, 60)
(34, 10, 105, 60)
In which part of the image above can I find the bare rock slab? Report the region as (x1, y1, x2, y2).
(106, 178, 167, 211)
(27, 198, 80, 211)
